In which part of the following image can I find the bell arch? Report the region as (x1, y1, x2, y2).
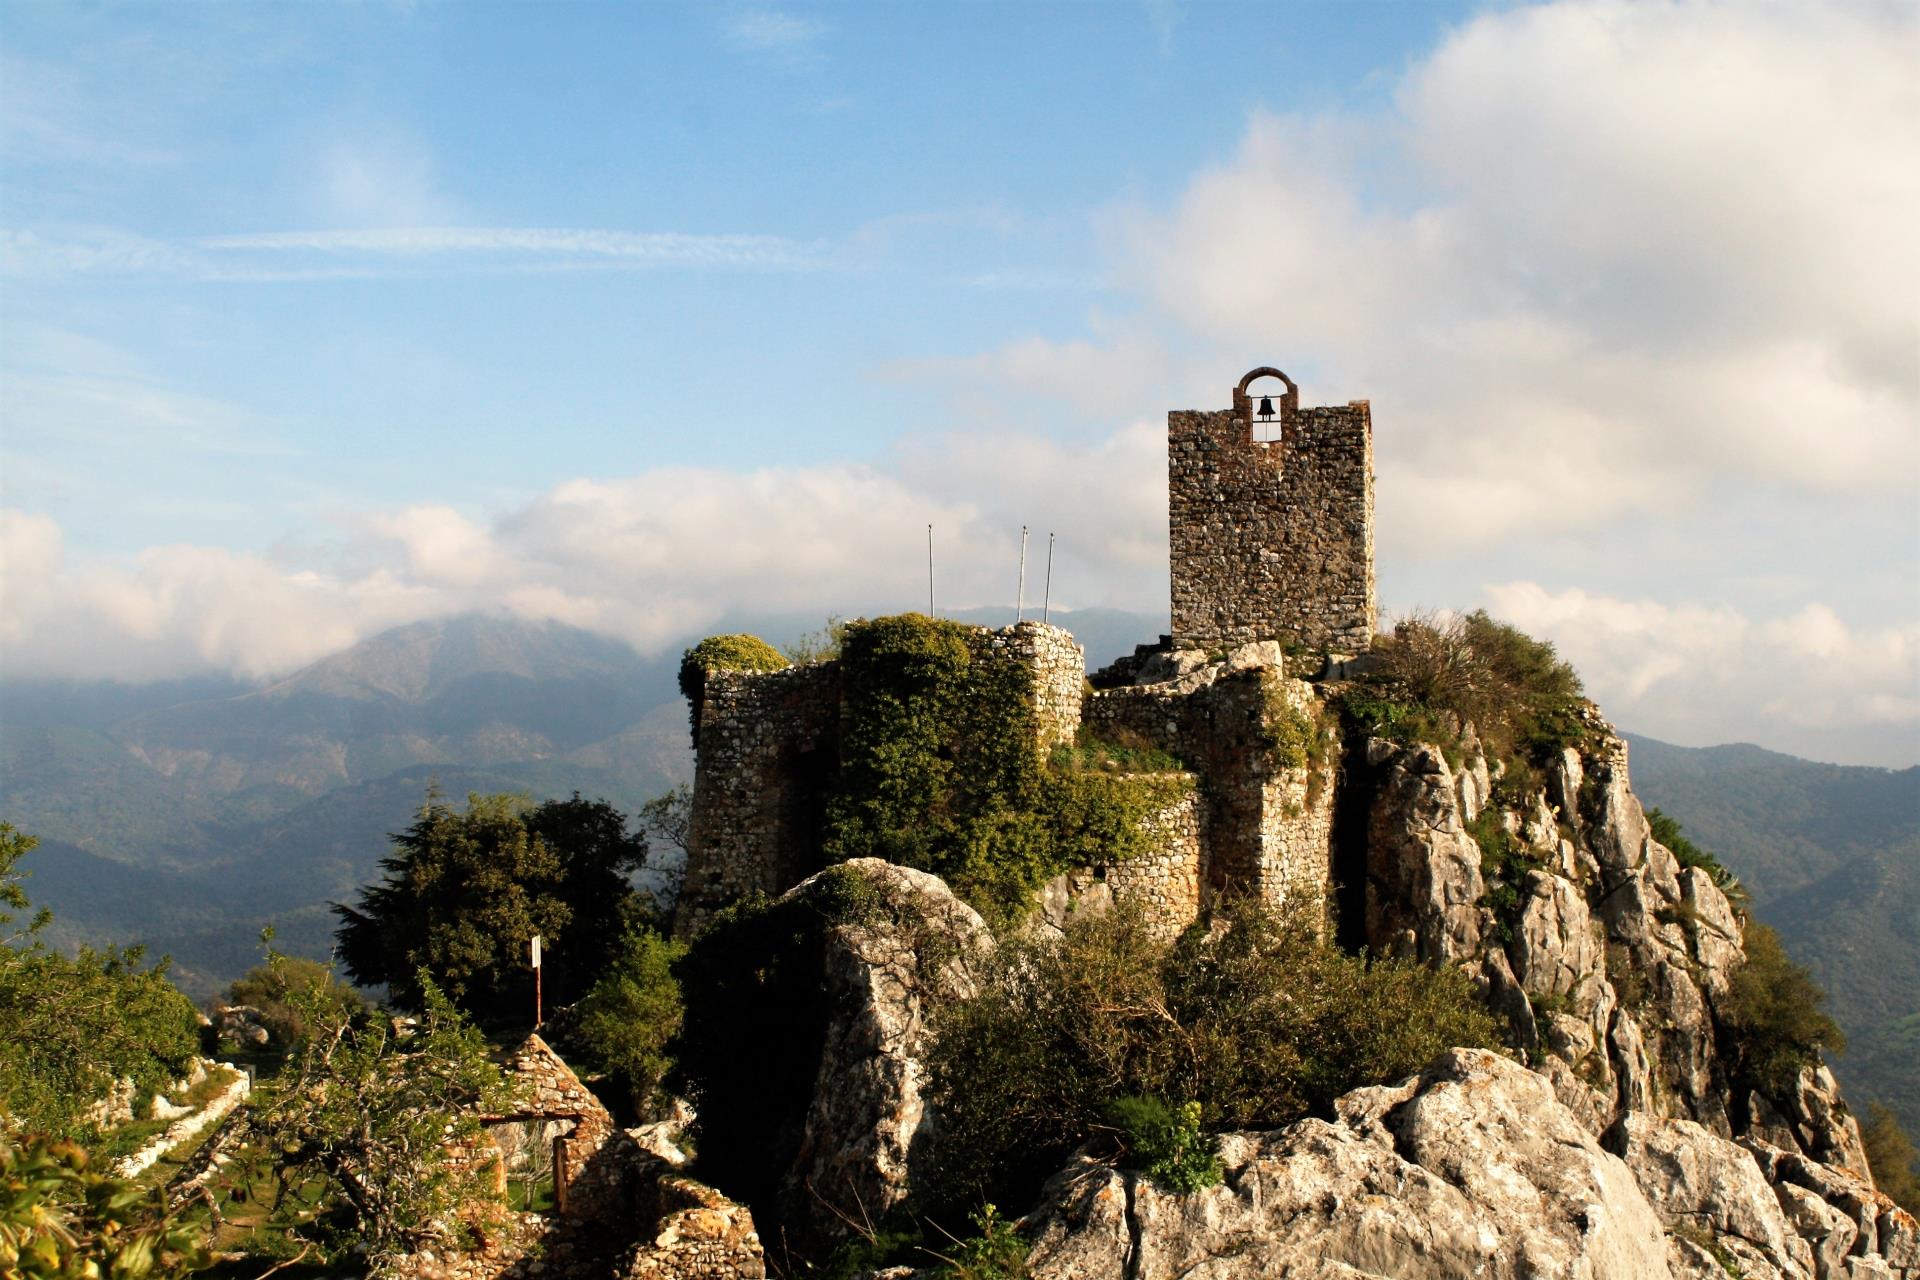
(1232, 367, 1298, 426)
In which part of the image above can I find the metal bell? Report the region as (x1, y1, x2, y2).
(1257, 395, 1276, 421)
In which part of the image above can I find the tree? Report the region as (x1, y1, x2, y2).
(1721, 920, 1845, 1092)
(0, 824, 200, 1140)
(556, 925, 685, 1118)
(333, 792, 649, 1028)
(232, 951, 519, 1271)
(226, 951, 366, 1051)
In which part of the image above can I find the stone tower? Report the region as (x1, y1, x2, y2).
(1167, 367, 1375, 653)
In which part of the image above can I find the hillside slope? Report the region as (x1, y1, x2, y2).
(1627, 734, 1920, 1137)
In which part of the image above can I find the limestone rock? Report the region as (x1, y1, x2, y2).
(1605, 1112, 1813, 1277)
(775, 860, 994, 1248)
(1512, 868, 1600, 1008)
(1365, 740, 1484, 964)
(1019, 1048, 1675, 1280)
(1584, 738, 1650, 878)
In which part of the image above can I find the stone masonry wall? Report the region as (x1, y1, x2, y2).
(966, 620, 1084, 752)
(678, 662, 841, 936)
(1256, 679, 1339, 930)
(1084, 666, 1335, 918)
(1168, 403, 1375, 653)
(1100, 786, 1203, 935)
(676, 622, 1084, 932)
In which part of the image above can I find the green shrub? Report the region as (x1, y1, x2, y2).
(1646, 809, 1743, 895)
(226, 954, 366, 1053)
(930, 1204, 1028, 1280)
(1104, 1096, 1221, 1192)
(923, 898, 1499, 1214)
(557, 925, 686, 1118)
(0, 824, 202, 1142)
(678, 633, 790, 737)
(1341, 611, 1587, 769)
(1721, 921, 1845, 1093)
(1862, 1103, 1920, 1214)
(784, 616, 848, 665)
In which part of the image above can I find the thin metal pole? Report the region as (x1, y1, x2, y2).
(1042, 532, 1055, 623)
(1016, 526, 1029, 621)
(927, 524, 936, 619)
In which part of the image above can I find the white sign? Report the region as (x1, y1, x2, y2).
(530, 934, 543, 969)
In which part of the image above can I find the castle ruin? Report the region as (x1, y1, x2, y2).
(1169, 367, 1375, 653)
(674, 368, 1376, 936)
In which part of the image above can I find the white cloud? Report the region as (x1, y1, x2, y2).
(1119, 0, 1920, 549)
(726, 8, 828, 54)
(0, 418, 1167, 682)
(1483, 583, 1920, 765)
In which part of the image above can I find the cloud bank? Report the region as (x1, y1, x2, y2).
(1121, 0, 1918, 554)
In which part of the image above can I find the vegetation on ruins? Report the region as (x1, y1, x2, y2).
(821, 614, 1194, 924)
(1336, 610, 1588, 769)
(555, 923, 687, 1118)
(334, 790, 652, 1028)
(232, 947, 520, 1271)
(1721, 919, 1847, 1093)
(921, 898, 1499, 1215)
(678, 632, 790, 737)
(783, 615, 849, 665)
(0, 823, 201, 1142)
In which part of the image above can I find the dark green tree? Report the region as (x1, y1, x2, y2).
(332, 792, 649, 1028)
(556, 924, 686, 1118)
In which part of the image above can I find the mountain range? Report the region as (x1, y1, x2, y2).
(1, 611, 1913, 1133)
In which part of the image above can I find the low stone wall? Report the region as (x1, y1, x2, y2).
(1105, 787, 1203, 934)
(1084, 663, 1337, 920)
(1041, 784, 1203, 939)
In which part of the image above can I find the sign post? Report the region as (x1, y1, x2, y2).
(530, 934, 543, 1030)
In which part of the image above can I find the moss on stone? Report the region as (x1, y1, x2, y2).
(678, 634, 790, 739)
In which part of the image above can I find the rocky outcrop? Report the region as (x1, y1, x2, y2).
(1365, 740, 1484, 964)
(775, 860, 995, 1247)
(1018, 1049, 1674, 1279)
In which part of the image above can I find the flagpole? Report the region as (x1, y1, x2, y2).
(1016, 526, 1029, 621)
(1042, 533, 1055, 623)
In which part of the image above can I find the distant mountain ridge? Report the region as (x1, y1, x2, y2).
(0, 607, 1168, 995)
(1625, 732, 1920, 1138)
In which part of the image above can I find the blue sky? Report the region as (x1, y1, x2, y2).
(2, 1, 1916, 765)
